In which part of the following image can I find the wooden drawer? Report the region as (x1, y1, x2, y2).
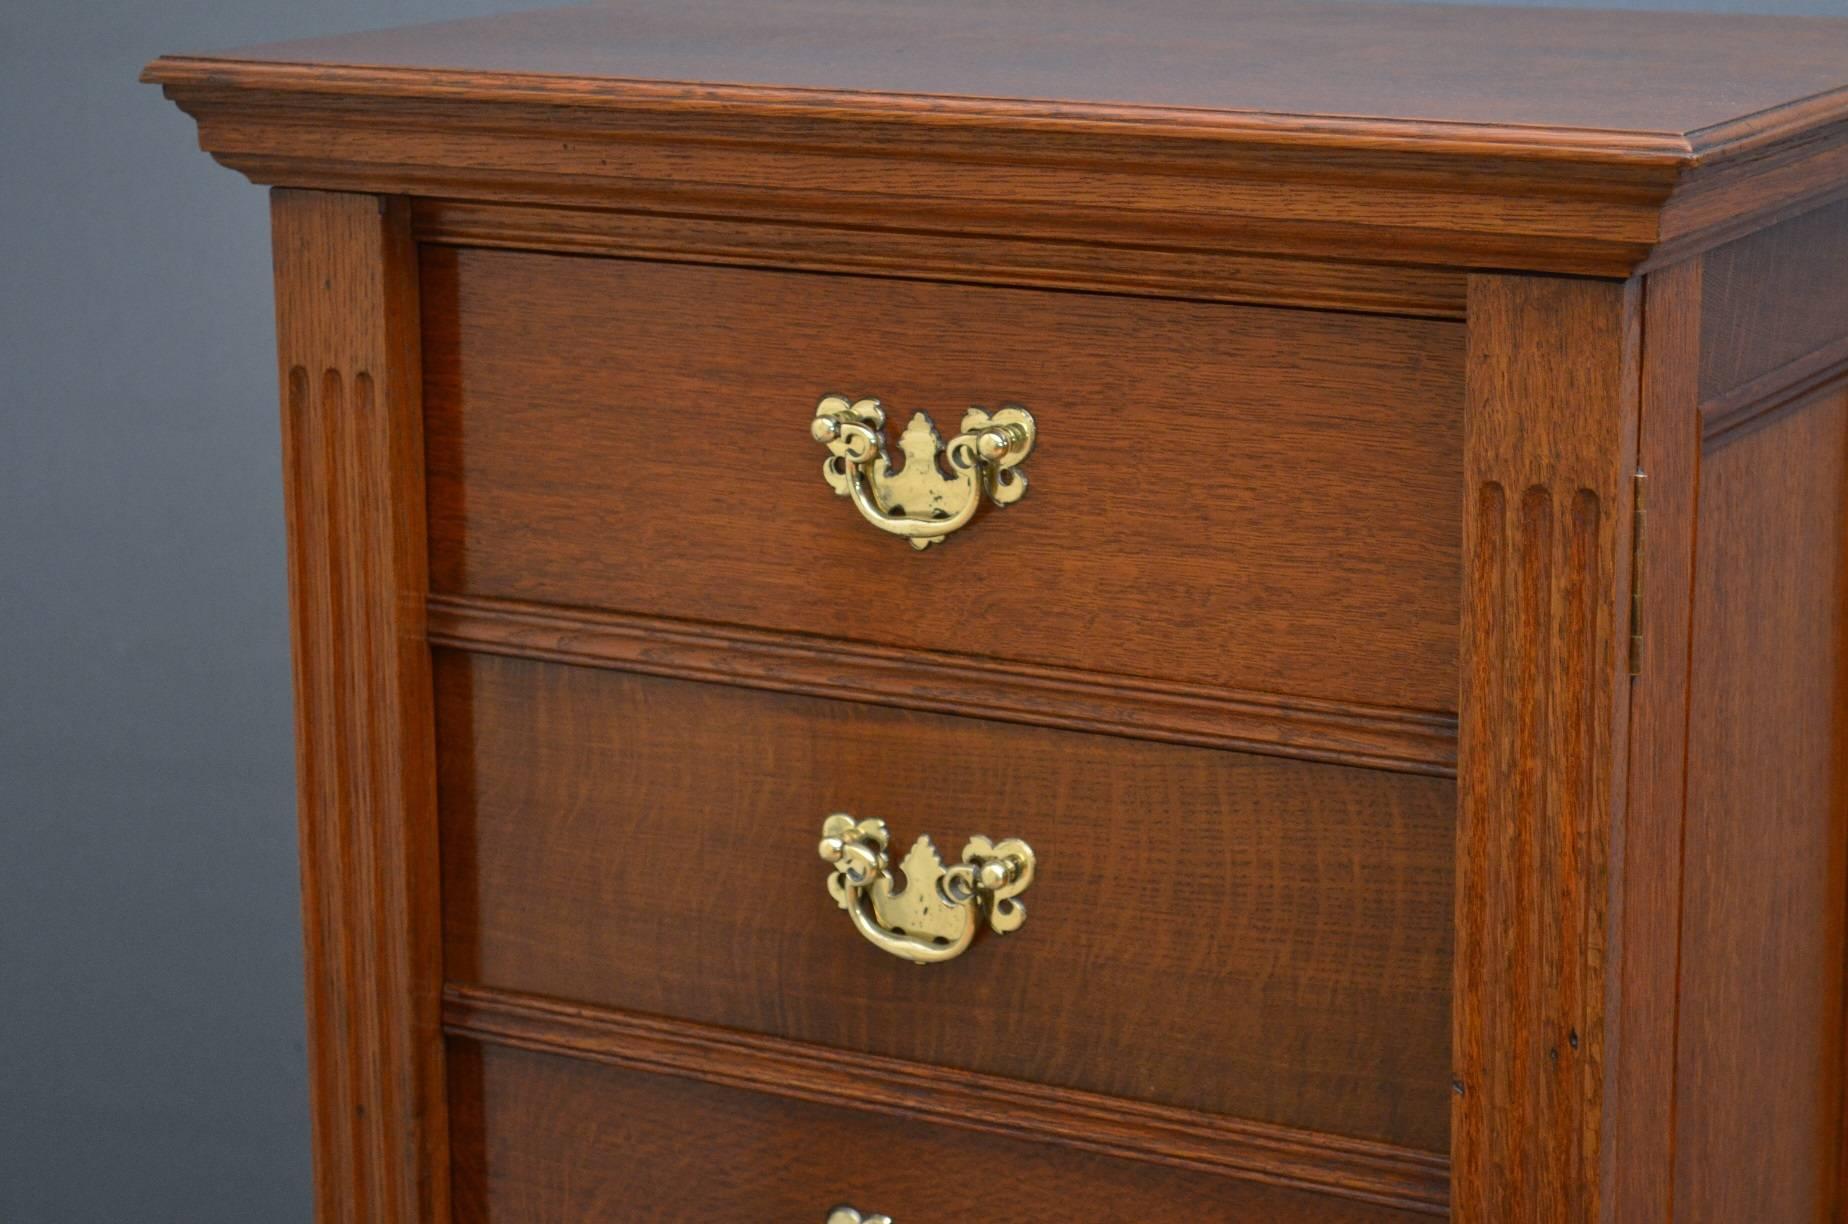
(151, 4, 1848, 1218)
(419, 244, 1464, 1214)
(435, 650, 1455, 1159)
(422, 249, 1464, 718)
(447, 1039, 1442, 1222)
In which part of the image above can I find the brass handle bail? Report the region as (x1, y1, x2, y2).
(818, 814, 1035, 964)
(827, 1209, 894, 1224)
(812, 395, 1036, 549)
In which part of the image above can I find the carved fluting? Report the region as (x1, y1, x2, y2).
(274, 191, 444, 1224)
(289, 361, 397, 1219)
(1459, 481, 1605, 1221)
(1456, 275, 1635, 1224)
(286, 363, 358, 1213)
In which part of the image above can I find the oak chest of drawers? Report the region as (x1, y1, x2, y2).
(147, 2, 1848, 1219)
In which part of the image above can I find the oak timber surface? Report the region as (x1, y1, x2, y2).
(422, 247, 1464, 714)
(1701, 196, 1848, 406)
(155, 0, 1848, 142)
(1674, 390, 1848, 1222)
(434, 651, 1457, 1150)
(270, 190, 447, 1224)
(144, 0, 1848, 278)
(447, 1041, 1437, 1222)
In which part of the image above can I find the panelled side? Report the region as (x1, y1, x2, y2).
(1674, 387, 1848, 1223)
(1668, 200, 1848, 1224)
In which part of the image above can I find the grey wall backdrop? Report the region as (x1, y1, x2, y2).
(2, 0, 1842, 1218)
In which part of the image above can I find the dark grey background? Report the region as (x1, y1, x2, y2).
(2, 0, 1841, 1218)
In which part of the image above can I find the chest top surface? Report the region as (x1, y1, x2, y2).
(147, 0, 1848, 142)
(145, 0, 1848, 274)
(157, 0, 1848, 140)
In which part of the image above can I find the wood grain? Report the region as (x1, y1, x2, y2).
(271, 189, 447, 1224)
(150, 0, 1848, 138)
(1673, 388, 1848, 1223)
(422, 247, 1464, 715)
(142, 0, 1848, 276)
(142, 85, 1692, 276)
(1604, 257, 1702, 1223)
(434, 650, 1457, 1152)
(1701, 340, 1848, 447)
(442, 984, 1450, 1214)
(1700, 196, 1848, 404)
(412, 198, 1469, 320)
(446, 1039, 1440, 1223)
(1454, 275, 1640, 1224)
(143, 8, 1848, 1219)
(424, 593, 1459, 776)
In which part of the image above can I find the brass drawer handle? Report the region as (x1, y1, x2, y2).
(818, 814, 1034, 964)
(828, 1209, 893, 1224)
(811, 395, 1035, 549)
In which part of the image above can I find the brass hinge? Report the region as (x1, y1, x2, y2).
(1628, 470, 1646, 676)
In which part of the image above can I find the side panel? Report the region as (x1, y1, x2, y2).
(1612, 201, 1848, 1223)
(1673, 389, 1848, 1222)
(272, 189, 447, 1224)
(1699, 197, 1848, 404)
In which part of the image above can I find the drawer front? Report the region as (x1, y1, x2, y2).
(436, 650, 1455, 1152)
(423, 249, 1463, 714)
(448, 1040, 1439, 1223)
